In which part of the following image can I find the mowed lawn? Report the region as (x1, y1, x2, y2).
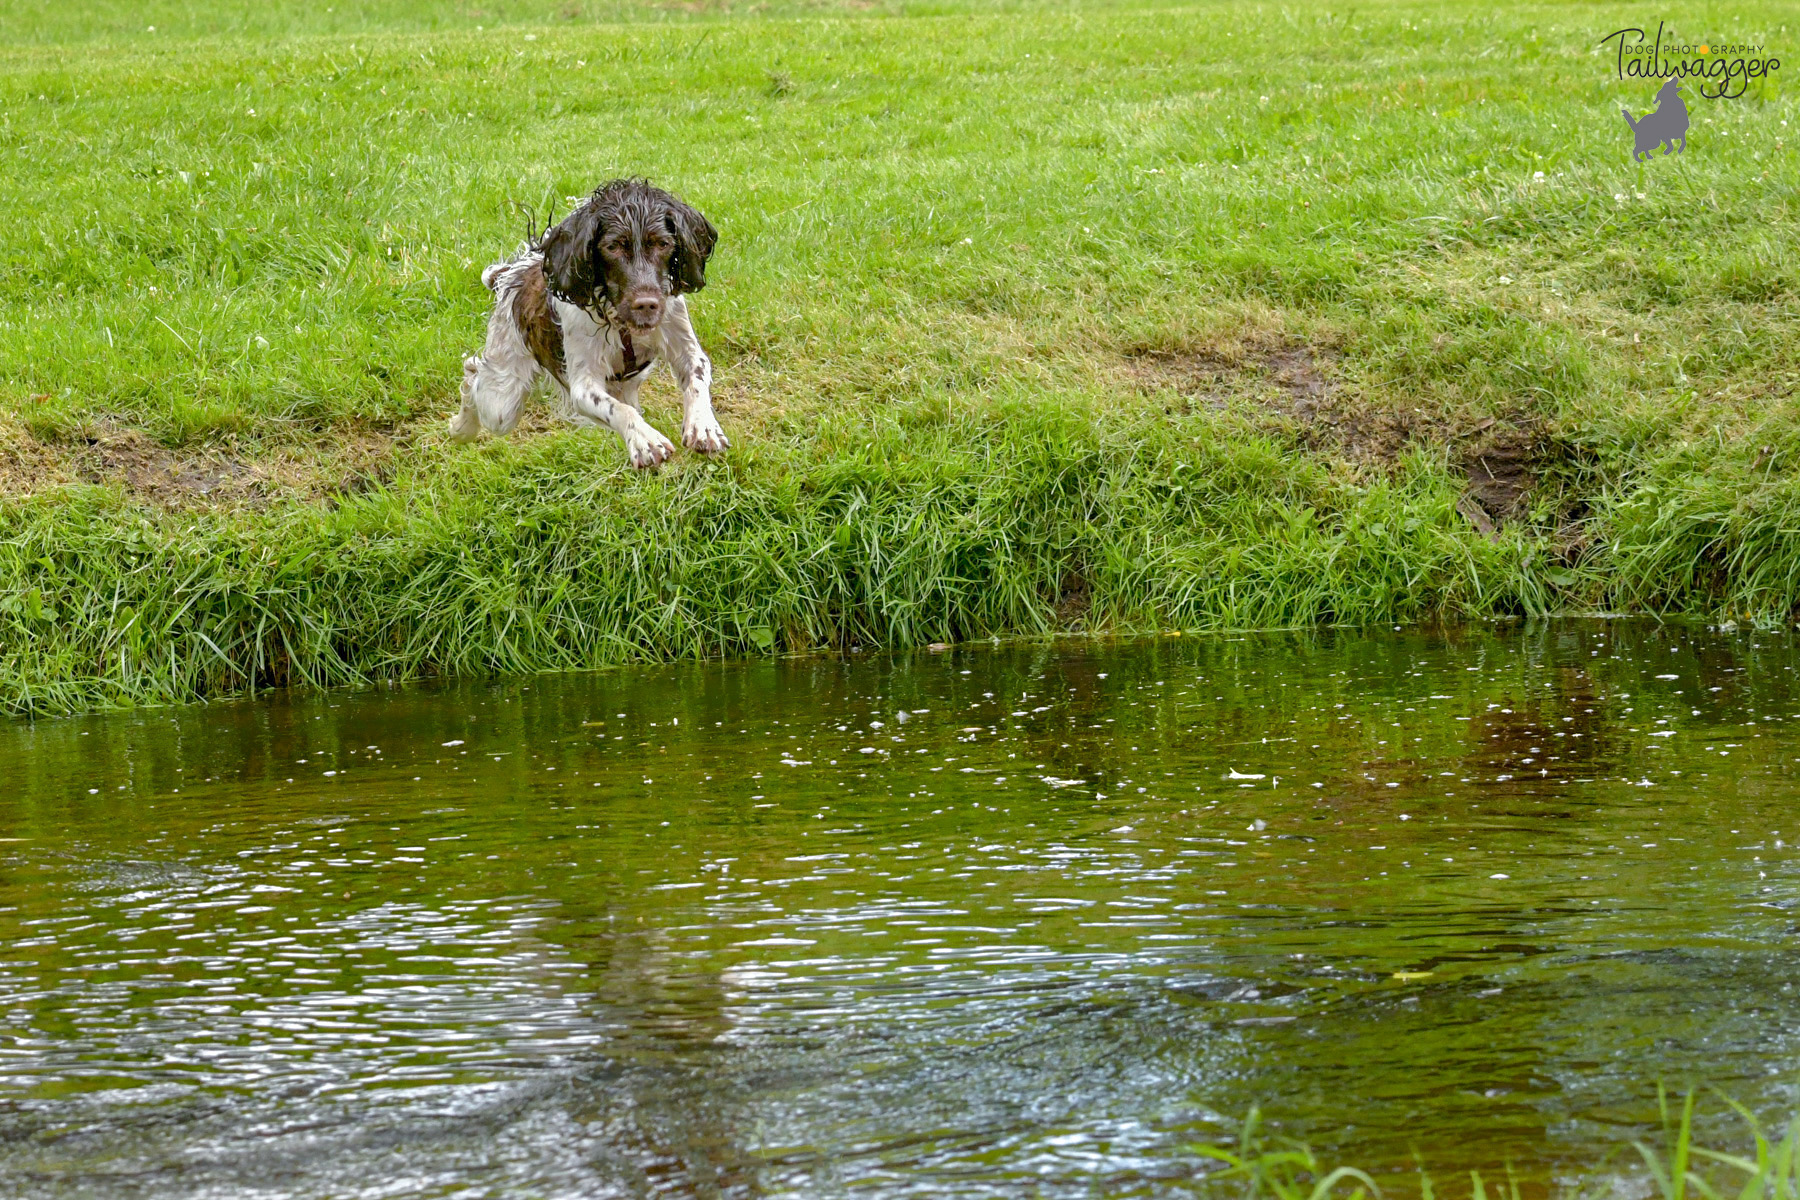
(4, 0, 1791, 441)
(0, 0, 1796, 712)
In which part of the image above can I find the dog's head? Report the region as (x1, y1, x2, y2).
(540, 178, 718, 332)
(1658, 78, 1684, 102)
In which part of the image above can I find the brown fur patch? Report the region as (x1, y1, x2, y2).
(513, 264, 567, 387)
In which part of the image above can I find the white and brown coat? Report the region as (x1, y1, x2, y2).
(450, 179, 723, 468)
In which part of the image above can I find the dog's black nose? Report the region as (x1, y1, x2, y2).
(629, 296, 662, 325)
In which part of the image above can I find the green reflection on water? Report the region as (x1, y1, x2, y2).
(2, 620, 1799, 1197)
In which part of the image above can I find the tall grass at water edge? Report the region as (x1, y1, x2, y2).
(0, 402, 1547, 714)
(1192, 1091, 1800, 1200)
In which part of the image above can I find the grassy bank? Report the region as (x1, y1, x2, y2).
(0, 0, 1795, 714)
(1, 404, 1546, 713)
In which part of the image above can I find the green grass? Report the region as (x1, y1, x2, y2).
(0, 0, 1099, 44)
(1193, 1092, 1800, 1200)
(0, 0, 1796, 714)
(0, 405, 1544, 713)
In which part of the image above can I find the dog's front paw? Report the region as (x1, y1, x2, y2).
(682, 414, 730, 456)
(624, 423, 676, 469)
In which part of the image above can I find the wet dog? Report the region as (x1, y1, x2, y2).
(450, 179, 723, 467)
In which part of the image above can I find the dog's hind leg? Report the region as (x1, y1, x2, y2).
(451, 318, 538, 441)
(449, 353, 534, 441)
(448, 356, 483, 442)
(610, 376, 645, 421)
(471, 354, 534, 437)
(450, 262, 548, 442)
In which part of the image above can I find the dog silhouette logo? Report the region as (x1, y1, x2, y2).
(1623, 78, 1690, 159)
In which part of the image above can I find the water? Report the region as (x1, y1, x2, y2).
(3, 620, 1800, 1198)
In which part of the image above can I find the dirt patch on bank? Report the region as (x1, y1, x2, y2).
(1125, 339, 1420, 461)
(1053, 571, 1091, 629)
(0, 420, 412, 509)
(73, 425, 260, 504)
(1124, 342, 1335, 413)
(1124, 337, 1548, 535)
(1458, 431, 1538, 537)
(0, 426, 76, 495)
(0, 384, 710, 509)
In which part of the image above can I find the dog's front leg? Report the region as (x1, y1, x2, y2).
(660, 297, 728, 455)
(570, 382, 675, 469)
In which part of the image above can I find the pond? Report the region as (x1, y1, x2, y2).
(3, 620, 1798, 1197)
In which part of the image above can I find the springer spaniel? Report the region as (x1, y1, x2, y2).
(450, 179, 724, 467)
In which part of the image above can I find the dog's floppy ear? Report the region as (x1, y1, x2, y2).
(668, 198, 717, 295)
(539, 202, 602, 308)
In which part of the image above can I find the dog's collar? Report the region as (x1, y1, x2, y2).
(613, 332, 653, 382)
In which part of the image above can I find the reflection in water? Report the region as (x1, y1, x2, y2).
(3, 621, 1800, 1196)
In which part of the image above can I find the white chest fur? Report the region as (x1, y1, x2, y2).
(551, 298, 662, 384)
